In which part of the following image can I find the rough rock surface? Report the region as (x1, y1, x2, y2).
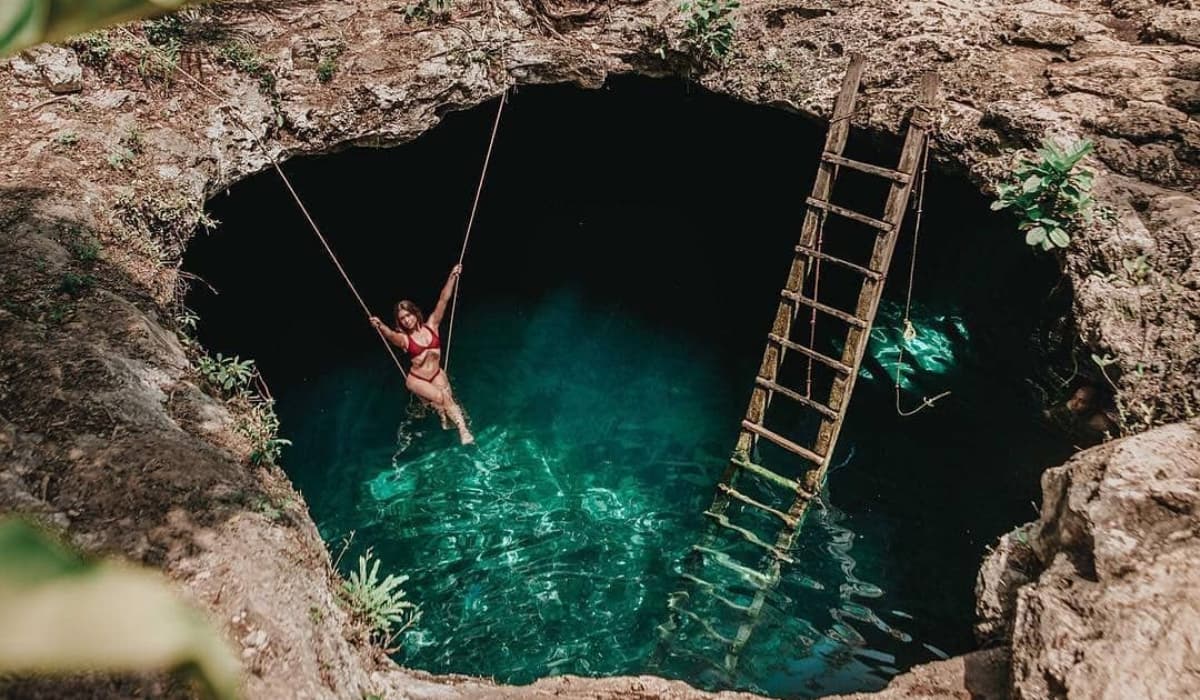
(826, 649, 1008, 700)
(0, 0, 1198, 698)
(977, 419, 1200, 699)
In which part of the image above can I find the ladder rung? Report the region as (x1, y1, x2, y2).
(755, 377, 838, 420)
(805, 196, 893, 232)
(704, 510, 796, 563)
(717, 483, 798, 528)
(766, 333, 853, 375)
(795, 244, 883, 281)
(680, 573, 754, 614)
(675, 606, 735, 645)
(741, 420, 825, 466)
(780, 289, 869, 328)
(693, 545, 772, 587)
(729, 455, 808, 495)
(821, 152, 911, 184)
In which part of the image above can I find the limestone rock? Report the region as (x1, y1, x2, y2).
(1144, 10, 1200, 47)
(25, 45, 83, 94)
(998, 420, 1200, 699)
(974, 525, 1038, 646)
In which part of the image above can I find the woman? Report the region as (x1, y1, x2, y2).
(370, 264, 474, 445)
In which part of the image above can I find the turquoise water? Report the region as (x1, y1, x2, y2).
(276, 288, 1017, 697)
(187, 76, 1074, 699)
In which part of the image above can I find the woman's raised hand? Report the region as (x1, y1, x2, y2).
(369, 315, 383, 329)
(451, 264, 463, 277)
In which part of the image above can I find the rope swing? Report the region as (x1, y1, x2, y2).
(127, 27, 508, 382)
(445, 89, 507, 370)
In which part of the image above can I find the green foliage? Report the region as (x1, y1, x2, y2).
(57, 271, 94, 297)
(0, 517, 239, 699)
(52, 131, 79, 148)
(113, 189, 218, 264)
(341, 550, 419, 646)
(991, 137, 1095, 252)
(106, 126, 145, 170)
(239, 398, 292, 466)
(137, 33, 180, 84)
(197, 352, 254, 393)
(121, 126, 145, 155)
(69, 31, 115, 67)
(64, 229, 101, 265)
(316, 53, 337, 83)
(679, 0, 740, 62)
(218, 39, 281, 119)
(106, 146, 136, 170)
(143, 13, 187, 46)
(404, 0, 453, 23)
(219, 40, 276, 94)
(1122, 254, 1152, 283)
(316, 56, 336, 83)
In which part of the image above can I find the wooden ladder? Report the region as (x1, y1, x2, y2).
(652, 56, 939, 678)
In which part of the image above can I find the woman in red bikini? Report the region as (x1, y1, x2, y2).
(369, 264, 474, 445)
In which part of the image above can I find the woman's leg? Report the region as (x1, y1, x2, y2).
(431, 373, 473, 445)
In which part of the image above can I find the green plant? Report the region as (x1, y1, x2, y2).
(69, 30, 115, 67)
(316, 54, 337, 83)
(106, 148, 134, 170)
(137, 35, 180, 84)
(679, 0, 740, 62)
(113, 189, 218, 264)
(404, 0, 453, 23)
(218, 39, 281, 120)
(121, 126, 145, 155)
(197, 352, 254, 393)
(57, 272, 94, 297)
(46, 300, 70, 324)
(63, 228, 101, 266)
(238, 398, 292, 465)
(0, 517, 239, 699)
(52, 131, 79, 148)
(341, 550, 419, 645)
(991, 137, 1095, 251)
(1122, 254, 1152, 283)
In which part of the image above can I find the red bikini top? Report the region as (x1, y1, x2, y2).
(406, 324, 441, 357)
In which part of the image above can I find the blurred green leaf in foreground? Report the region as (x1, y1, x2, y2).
(0, 517, 240, 699)
(1, 0, 197, 56)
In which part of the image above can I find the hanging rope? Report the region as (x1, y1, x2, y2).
(444, 89, 507, 370)
(804, 207, 829, 399)
(893, 134, 950, 416)
(119, 28, 411, 378)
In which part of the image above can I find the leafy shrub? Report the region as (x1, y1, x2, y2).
(341, 550, 419, 645)
(197, 353, 254, 393)
(680, 0, 740, 62)
(991, 137, 1095, 251)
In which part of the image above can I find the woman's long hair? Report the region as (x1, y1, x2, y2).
(394, 300, 424, 330)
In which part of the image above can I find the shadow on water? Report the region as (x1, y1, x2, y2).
(185, 76, 1075, 697)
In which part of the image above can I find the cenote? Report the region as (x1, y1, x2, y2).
(184, 76, 1075, 698)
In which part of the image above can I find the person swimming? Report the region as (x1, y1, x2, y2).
(370, 264, 474, 445)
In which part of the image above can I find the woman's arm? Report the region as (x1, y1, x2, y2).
(426, 264, 462, 328)
(369, 316, 406, 348)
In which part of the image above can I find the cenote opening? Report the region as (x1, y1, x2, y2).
(184, 76, 1074, 698)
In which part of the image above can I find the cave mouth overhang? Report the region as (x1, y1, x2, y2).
(176, 73, 1079, 694)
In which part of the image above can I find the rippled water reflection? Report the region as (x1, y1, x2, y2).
(279, 289, 980, 697)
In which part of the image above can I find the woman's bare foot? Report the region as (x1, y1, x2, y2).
(439, 411, 451, 430)
(459, 429, 475, 446)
